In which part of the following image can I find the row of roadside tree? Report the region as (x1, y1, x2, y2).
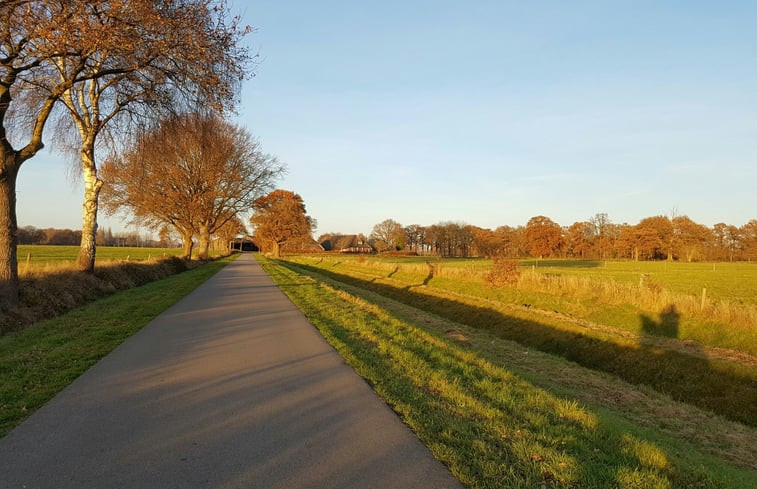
(355, 214, 757, 261)
(17, 226, 159, 248)
(0, 1, 261, 308)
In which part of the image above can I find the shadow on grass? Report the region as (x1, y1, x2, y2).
(285, 261, 757, 427)
(640, 305, 680, 339)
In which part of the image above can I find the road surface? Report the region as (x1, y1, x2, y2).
(0, 253, 463, 489)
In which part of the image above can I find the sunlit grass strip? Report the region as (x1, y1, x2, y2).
(313, 254, 757, 305)
(259, 256, 755, 489)
(290, 254, 757, 350)
(282, 257, 757, 426)
(0, 255, 236, 437)
(325, 275, 757, 473)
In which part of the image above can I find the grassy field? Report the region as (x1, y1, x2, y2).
(16, 245, 185, 267)
(519, 259, 757, 306)
(0, 254, 236, 437)
(296, 255, 757, 353)
(258, 255, 757, 489)
(275, 254, 757, 426)
(351, 256, 757, 305)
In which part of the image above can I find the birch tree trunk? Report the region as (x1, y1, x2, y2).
(0, 156, 20, 310)
(77, 146, 103, 272)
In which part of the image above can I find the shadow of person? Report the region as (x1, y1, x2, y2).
(640, 304, 680, 338)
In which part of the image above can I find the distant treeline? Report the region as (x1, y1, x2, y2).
(17, 226, 174, 248)
(326, 214, 757, 262)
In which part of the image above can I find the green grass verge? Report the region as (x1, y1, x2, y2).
(0, 254, 237, 437)
(258, 255, 757, 489)
(287, 255, 757, 355)
(280, 257, 757, 426)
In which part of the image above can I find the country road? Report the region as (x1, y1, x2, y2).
(0, 253, 462, 489)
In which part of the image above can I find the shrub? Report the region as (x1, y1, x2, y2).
(485, 256, 520, 287)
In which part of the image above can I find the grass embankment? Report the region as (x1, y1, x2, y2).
(323, 256, 757, 347)
(0, 254, 236, 437)
(3, 246, 228, 333)
(281, 256, 757, 426)
(258, 256, 757, 489)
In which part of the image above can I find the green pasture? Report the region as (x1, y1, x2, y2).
(16, 245, 184, 265)
(291, 254, 757, 354)
(519, 259, 757, 305)
(322, 254, 757, 305)
(259, 255, 757, 489)
(282, 254, 757, 425)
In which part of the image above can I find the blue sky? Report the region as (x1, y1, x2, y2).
(17, 1, 757, 236)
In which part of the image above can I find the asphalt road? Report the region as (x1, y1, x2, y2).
(0, 253, 463, 489)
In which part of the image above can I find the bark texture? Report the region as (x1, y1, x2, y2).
(181, 233, 194, 260)
(197, 224, 211, 260)
(0, 157, 19, 309)
(77, 150, 103, 272)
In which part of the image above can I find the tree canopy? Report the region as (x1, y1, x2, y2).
(0, 0, 253, 305)
(49, 0, 253, 272)
(101, 113, 282, 259)
(524, 215, 562, 259)
(251, 190, 315, 258)
(370, 219, 404, 252)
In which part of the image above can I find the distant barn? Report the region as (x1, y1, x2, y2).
(319, 234, 374, 253)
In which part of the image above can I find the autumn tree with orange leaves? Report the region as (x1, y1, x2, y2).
(524, 215, 562, 259)
(101, 114, 282, 260)
(0, 0, 252, 306)
(52, 0, 252, 273)
(251, 190, 316, 258)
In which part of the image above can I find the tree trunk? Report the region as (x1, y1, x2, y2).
(76, 148, 103, 273)
(197, 224, 211, 260)
(271, 240, 281, 258)
(181, 232, 194, 259)
(0, 158, 20, 310)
